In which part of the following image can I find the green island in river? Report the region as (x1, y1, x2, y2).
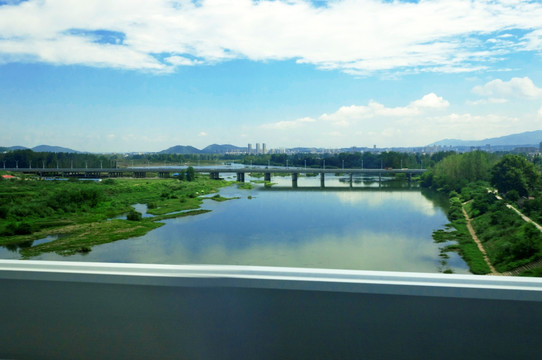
(0, 174, 234, 257)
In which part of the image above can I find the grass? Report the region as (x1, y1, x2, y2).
(0, 176, 233, 257)
(237, 183, 254, 190)
(433, 182, 542, 276)
(432, 196, 491, 275)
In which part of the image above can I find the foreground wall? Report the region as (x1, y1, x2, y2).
(1, 260, 541, 359)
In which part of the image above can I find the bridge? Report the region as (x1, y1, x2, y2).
(4, 166, 426, 186)
(0, 260, 541, 359)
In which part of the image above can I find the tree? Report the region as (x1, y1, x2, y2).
(186, 166, 195, 181)
(491, 155, 540, 197)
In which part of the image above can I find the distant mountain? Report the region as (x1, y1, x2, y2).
(7, 146, 29, 151)
(430, 130, 542, 147)
(202, 144, 245, 153)
(159, 145, 202, 154)
(32, 145, 79, 153)
(1, 145, 79, 152)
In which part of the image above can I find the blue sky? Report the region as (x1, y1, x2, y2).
(1, 0, 542, 152)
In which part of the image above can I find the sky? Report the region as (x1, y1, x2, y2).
(1, 0, 542, 153)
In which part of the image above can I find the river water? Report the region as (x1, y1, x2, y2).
(1, 172, 469, 274)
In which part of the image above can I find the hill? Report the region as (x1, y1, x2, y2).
(159, 145, 202, 154)
(32, 145, 79, 153)
(202, 144, 245, 153)
(431, 130, 542, 147)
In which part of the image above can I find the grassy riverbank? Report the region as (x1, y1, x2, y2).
(432, 181, 542, 275)
(432, 194, 491, 275)
(0, 175, 233, 257)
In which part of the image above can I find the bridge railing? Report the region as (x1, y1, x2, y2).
(1, 260, 541, 359)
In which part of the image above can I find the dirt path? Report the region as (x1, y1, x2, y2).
(461, 205, 500, 275)
(506, 204, 542, 232)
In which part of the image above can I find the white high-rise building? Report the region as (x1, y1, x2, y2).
(262, 143, 267, 154)
(248, 143, 252, 154)
(256, 143, 261, 154)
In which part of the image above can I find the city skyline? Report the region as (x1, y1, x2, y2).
(1, 0, 542, 152)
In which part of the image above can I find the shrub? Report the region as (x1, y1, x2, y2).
(506, 190, 520, 202)
(0, 205, 8, 219)
(126, 210, 142, 221)
(14, 222, 32, 235)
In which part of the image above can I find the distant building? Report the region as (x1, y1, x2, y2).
(256, 143, 261, 154)
(247, 143, 252, 154)
(514, 146, 537, 154)
(262, 143, 267, 154)
(539, 141, 542, 153)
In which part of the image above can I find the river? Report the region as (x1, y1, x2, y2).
(1, 172, 469, 274)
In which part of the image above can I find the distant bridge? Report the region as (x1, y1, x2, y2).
(4, 167, 426, 186)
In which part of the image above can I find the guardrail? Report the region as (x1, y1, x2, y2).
(1, 260, 541, 359)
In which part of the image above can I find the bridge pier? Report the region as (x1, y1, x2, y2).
(158, 172, 170, 178)
(320, 173, 325, 187)
(134, 172, 147, 178)
(408, 173, 412, 183)
(349, 173, 353, 187)
(292, 173, 298, 188)
(237, 172, 245, 182)
(210, 172, 220, 180)
(264, 173, 271, 182)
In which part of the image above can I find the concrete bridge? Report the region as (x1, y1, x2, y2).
(0, 260, 541, 359)
(4, 166, 426, 187)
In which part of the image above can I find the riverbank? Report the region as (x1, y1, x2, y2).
(432, 195, 491, 275)
(432, 182, 542, 276)
(0, 176, 233, 257)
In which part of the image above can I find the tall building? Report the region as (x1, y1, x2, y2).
(539, 141, 542, 153)
(256, 143, 261, 154)
(262, 143, 267, 154)
(248, 143, 252, 154)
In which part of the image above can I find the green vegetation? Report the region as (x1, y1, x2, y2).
(423, 151, 542, 276)
(238, 183, 254, 190)
(491, 155, 540, 197)
(432, 194, 491, 274)
(420, 151, 498, 192)
(237, 151, 431, 170)
(0, 175, 231, 257)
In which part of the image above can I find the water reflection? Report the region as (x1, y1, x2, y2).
(31, 176, 469, 274)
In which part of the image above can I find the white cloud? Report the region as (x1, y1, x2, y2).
(1, 0, 542, 74)
(466, 98, 509, 105)
(472, 77, 542, 99)
(320, 93, 449, 126)
(538, 106, 542, 118)
(257, 93, 452, 146)
(261, 116, 315, 130)
(198, 131, 208, 136)
(411, 93, 450, 109)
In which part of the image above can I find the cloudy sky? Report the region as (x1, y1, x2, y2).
(1, 0, 542, 152)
